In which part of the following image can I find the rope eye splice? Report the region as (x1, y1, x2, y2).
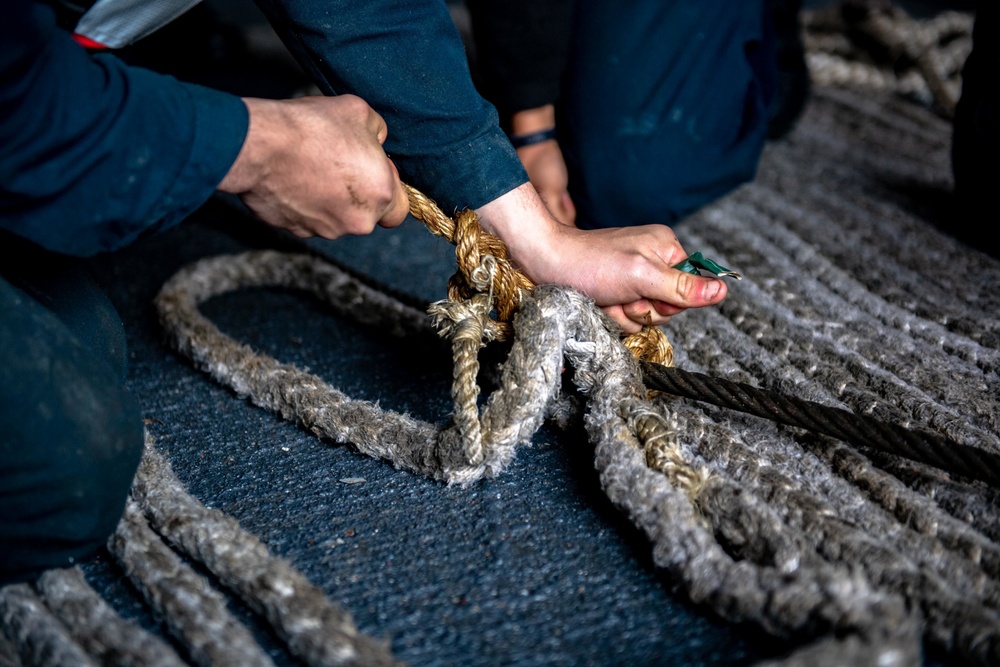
(406, 185, 1000, 489)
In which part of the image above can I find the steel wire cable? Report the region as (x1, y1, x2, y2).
(641, 362, 1000, 487)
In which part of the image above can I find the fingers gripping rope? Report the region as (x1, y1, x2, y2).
(402, 184, 675, 366)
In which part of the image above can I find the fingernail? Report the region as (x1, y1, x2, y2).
(705, 279, 722, 301)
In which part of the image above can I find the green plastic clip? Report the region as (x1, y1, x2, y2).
(672, 252, 742, 280)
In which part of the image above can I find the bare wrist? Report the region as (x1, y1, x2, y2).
(509, 104, 556, 136)
(475, 183, 562, 279)
(218, 98, 279, 195)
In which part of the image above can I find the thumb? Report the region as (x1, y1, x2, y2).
(378, 162, 410, 228)
(672, 272, 727, 308)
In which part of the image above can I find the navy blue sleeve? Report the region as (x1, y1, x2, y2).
(254, 0, 528, 215)
(0, 1, 249, 257)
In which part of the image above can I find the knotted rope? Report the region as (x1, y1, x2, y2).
(407, 183, 1000, 487)
(403, 184, 675, 367)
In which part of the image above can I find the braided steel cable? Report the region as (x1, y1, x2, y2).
(641, 362, 1000, 487)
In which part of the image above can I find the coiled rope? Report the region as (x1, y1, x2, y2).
(802, 0, 973, 117)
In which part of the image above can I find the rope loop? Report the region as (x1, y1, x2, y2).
(427, 293, 494, 465)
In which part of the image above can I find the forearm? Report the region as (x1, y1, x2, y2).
(0, 1, 247, 256)
(255, 0, 528, 213)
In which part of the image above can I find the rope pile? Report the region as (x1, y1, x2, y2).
(140, 175, 1000, 664)
(802, 0, 973, 117)
(0, 432, 399, 667)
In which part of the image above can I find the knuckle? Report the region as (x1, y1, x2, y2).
(370, 173, 397, 211)
(623, 299, 650, 319)
(339, 94, 370, 118)
(653, 224, 679, 244)
(344, 215, 376, 236)
(673, 271, 696, 301)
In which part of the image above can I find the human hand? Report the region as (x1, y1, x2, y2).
(516, 141, 576, 226)
(218, 95, 410, 239)
(476, 183, 727, 334)
(509, 105, 576, 226)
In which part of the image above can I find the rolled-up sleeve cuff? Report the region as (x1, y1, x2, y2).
(397, 127, 528, 215)
(162, 83, 249, 225)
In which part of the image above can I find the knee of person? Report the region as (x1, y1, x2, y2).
(49, 271, 130, 382)
(86, 286, 130, 382)
(53, 377, 145, 526)
(1, 244, 130, 382)
(0, 360, 144, 581)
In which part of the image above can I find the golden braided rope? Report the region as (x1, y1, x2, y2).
(404, 184, 675, 367)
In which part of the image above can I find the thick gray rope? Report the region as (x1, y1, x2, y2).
(35, 567, 186, 667)
(547, 288, 916, 647)
(130, 433, 401, 667)
(109, 498, 276, 667)
(0, 584, 96, 667)
(153, 251, 937, 663)
(154, 250, 565, 485)
(0, 569, 186, 667)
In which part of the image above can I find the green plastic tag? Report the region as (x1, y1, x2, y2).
(672, 252, 742, 280)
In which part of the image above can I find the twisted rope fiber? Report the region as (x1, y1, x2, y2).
(34, 568, 186, 667)
(109, 497, 277, 667)
(0, 567, 188, 667)
(0, 585, 96, 667)
(154, 252, 929, 663)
